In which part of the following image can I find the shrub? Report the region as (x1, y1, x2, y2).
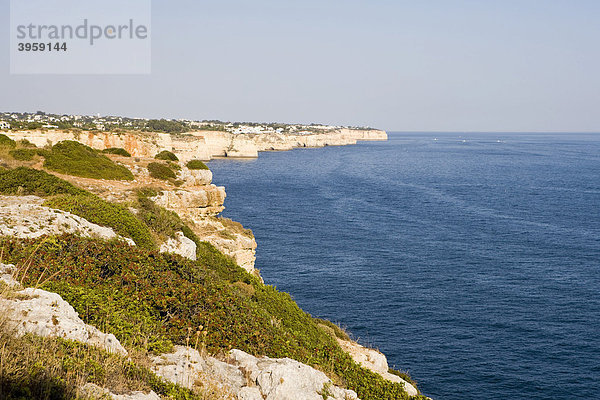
(0, 167, 86, 197)
(0, 134, 16, 148)
(186, 160, 209, 170)
(102, 147, 132, 157)
(17, 139, 37, 148)
(2, 235, 418, 400)
(154, 150, 179, 161)
(8, 148, 38, 161)
(135, 196, 185, 240)
(315, 318, 350, 341)
(44, 141, 134, 181)
(43, 194, 156, 250)
(148, 162, 176, 180)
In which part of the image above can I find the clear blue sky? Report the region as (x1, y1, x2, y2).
(1, 0, 599, 132)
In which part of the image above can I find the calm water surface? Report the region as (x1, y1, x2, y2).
(208, 132, 600, 399)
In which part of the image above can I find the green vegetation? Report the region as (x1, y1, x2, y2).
(17, 139, 37, 148)
(154, 150, 179, 161)
(0, 134, 16, 148)
(186, 160, 209, 170)
(8, 148, 38, 161)
(388, 368, 419, 391)
(315, 318, 350, 341)
(145, 119, 187, 133)
(2, 235, 420, 400)
(44, 141, 134, 181)
(0, 167, 155, 250)
(135, 194, 188, 241)
(0, 167, 86, 197)
(43, 194, 156, 250)
(102, 147, 132, 157)
(148, 162, 176, 180)
(0, 330, 196, 400)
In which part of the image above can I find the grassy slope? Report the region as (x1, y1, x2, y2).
(43, 141, 134, 181)
(0, 166, 422, 400)
(0, 329, 196, 400)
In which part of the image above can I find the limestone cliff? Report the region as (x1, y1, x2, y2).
(5, 128, 387, 161)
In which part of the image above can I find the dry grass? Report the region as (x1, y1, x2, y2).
(217, 217, 254, 239)
(193, 374, 236, 400)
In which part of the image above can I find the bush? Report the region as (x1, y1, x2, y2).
(8, 148, 38, 161)
(2, 235, 418, 400)
(148, 162, 176, 180)
(0, 134, 16, 148)
(315, 318, 350, 341)
(136, 196, 185, 240)
(186, 160, 209, 170)
(17, 139, 37, 148)
(102, 147, 132, 157)
(154, 150, 179, 161)
(43, 194, 156, 250)
(44, 141, 134, 181)
(0, 167, 86, 197)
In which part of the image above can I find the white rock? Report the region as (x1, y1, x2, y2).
(228, 349, 359, 400)
(0, 195, 135, 246)
(0, 263, 18, 287)
(152, 346, 359, 400)
(178, 167, 213, 187)
(151, 345, 243, 392)
(160, 231, 197, 261)
(81, 383, 161, 400)
(152, 186, 226, 216)
(1, 287, 127, 356)
(191, 217, 258, 277)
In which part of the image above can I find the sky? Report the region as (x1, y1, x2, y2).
(1, 0, 599, 132)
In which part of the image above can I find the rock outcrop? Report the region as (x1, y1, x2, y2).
(0, 277, 127, 356)
(337, 338, 418, 396)
(152, 186, 226, 218)
(151, 166, 259, 275)
(178, 167, 213, 187)
(152, 346, 359, 400)
(159, 231, 198, 261)
(192, 217, 258, 276)
(0, 195, 135, 246)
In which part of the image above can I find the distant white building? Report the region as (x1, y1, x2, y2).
(0, 121, 10, 129)
(42, 124, 58, 129)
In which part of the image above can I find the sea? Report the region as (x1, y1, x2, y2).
(207, 132, 600, 400)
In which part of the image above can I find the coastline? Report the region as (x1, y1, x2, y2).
(3, 128, 388, 160)
(0, 128, 425, 399)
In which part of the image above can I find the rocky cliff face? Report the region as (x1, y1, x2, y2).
(0, 195, 135, 246)
(150, 167, 259, 276)
(5, 128, 387, 161)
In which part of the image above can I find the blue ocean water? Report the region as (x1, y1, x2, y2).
(208, 132, 600, 400)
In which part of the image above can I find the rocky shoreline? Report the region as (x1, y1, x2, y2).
(0, 129, 425, 399)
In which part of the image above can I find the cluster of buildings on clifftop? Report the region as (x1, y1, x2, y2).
(1, 111, 372, 136)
